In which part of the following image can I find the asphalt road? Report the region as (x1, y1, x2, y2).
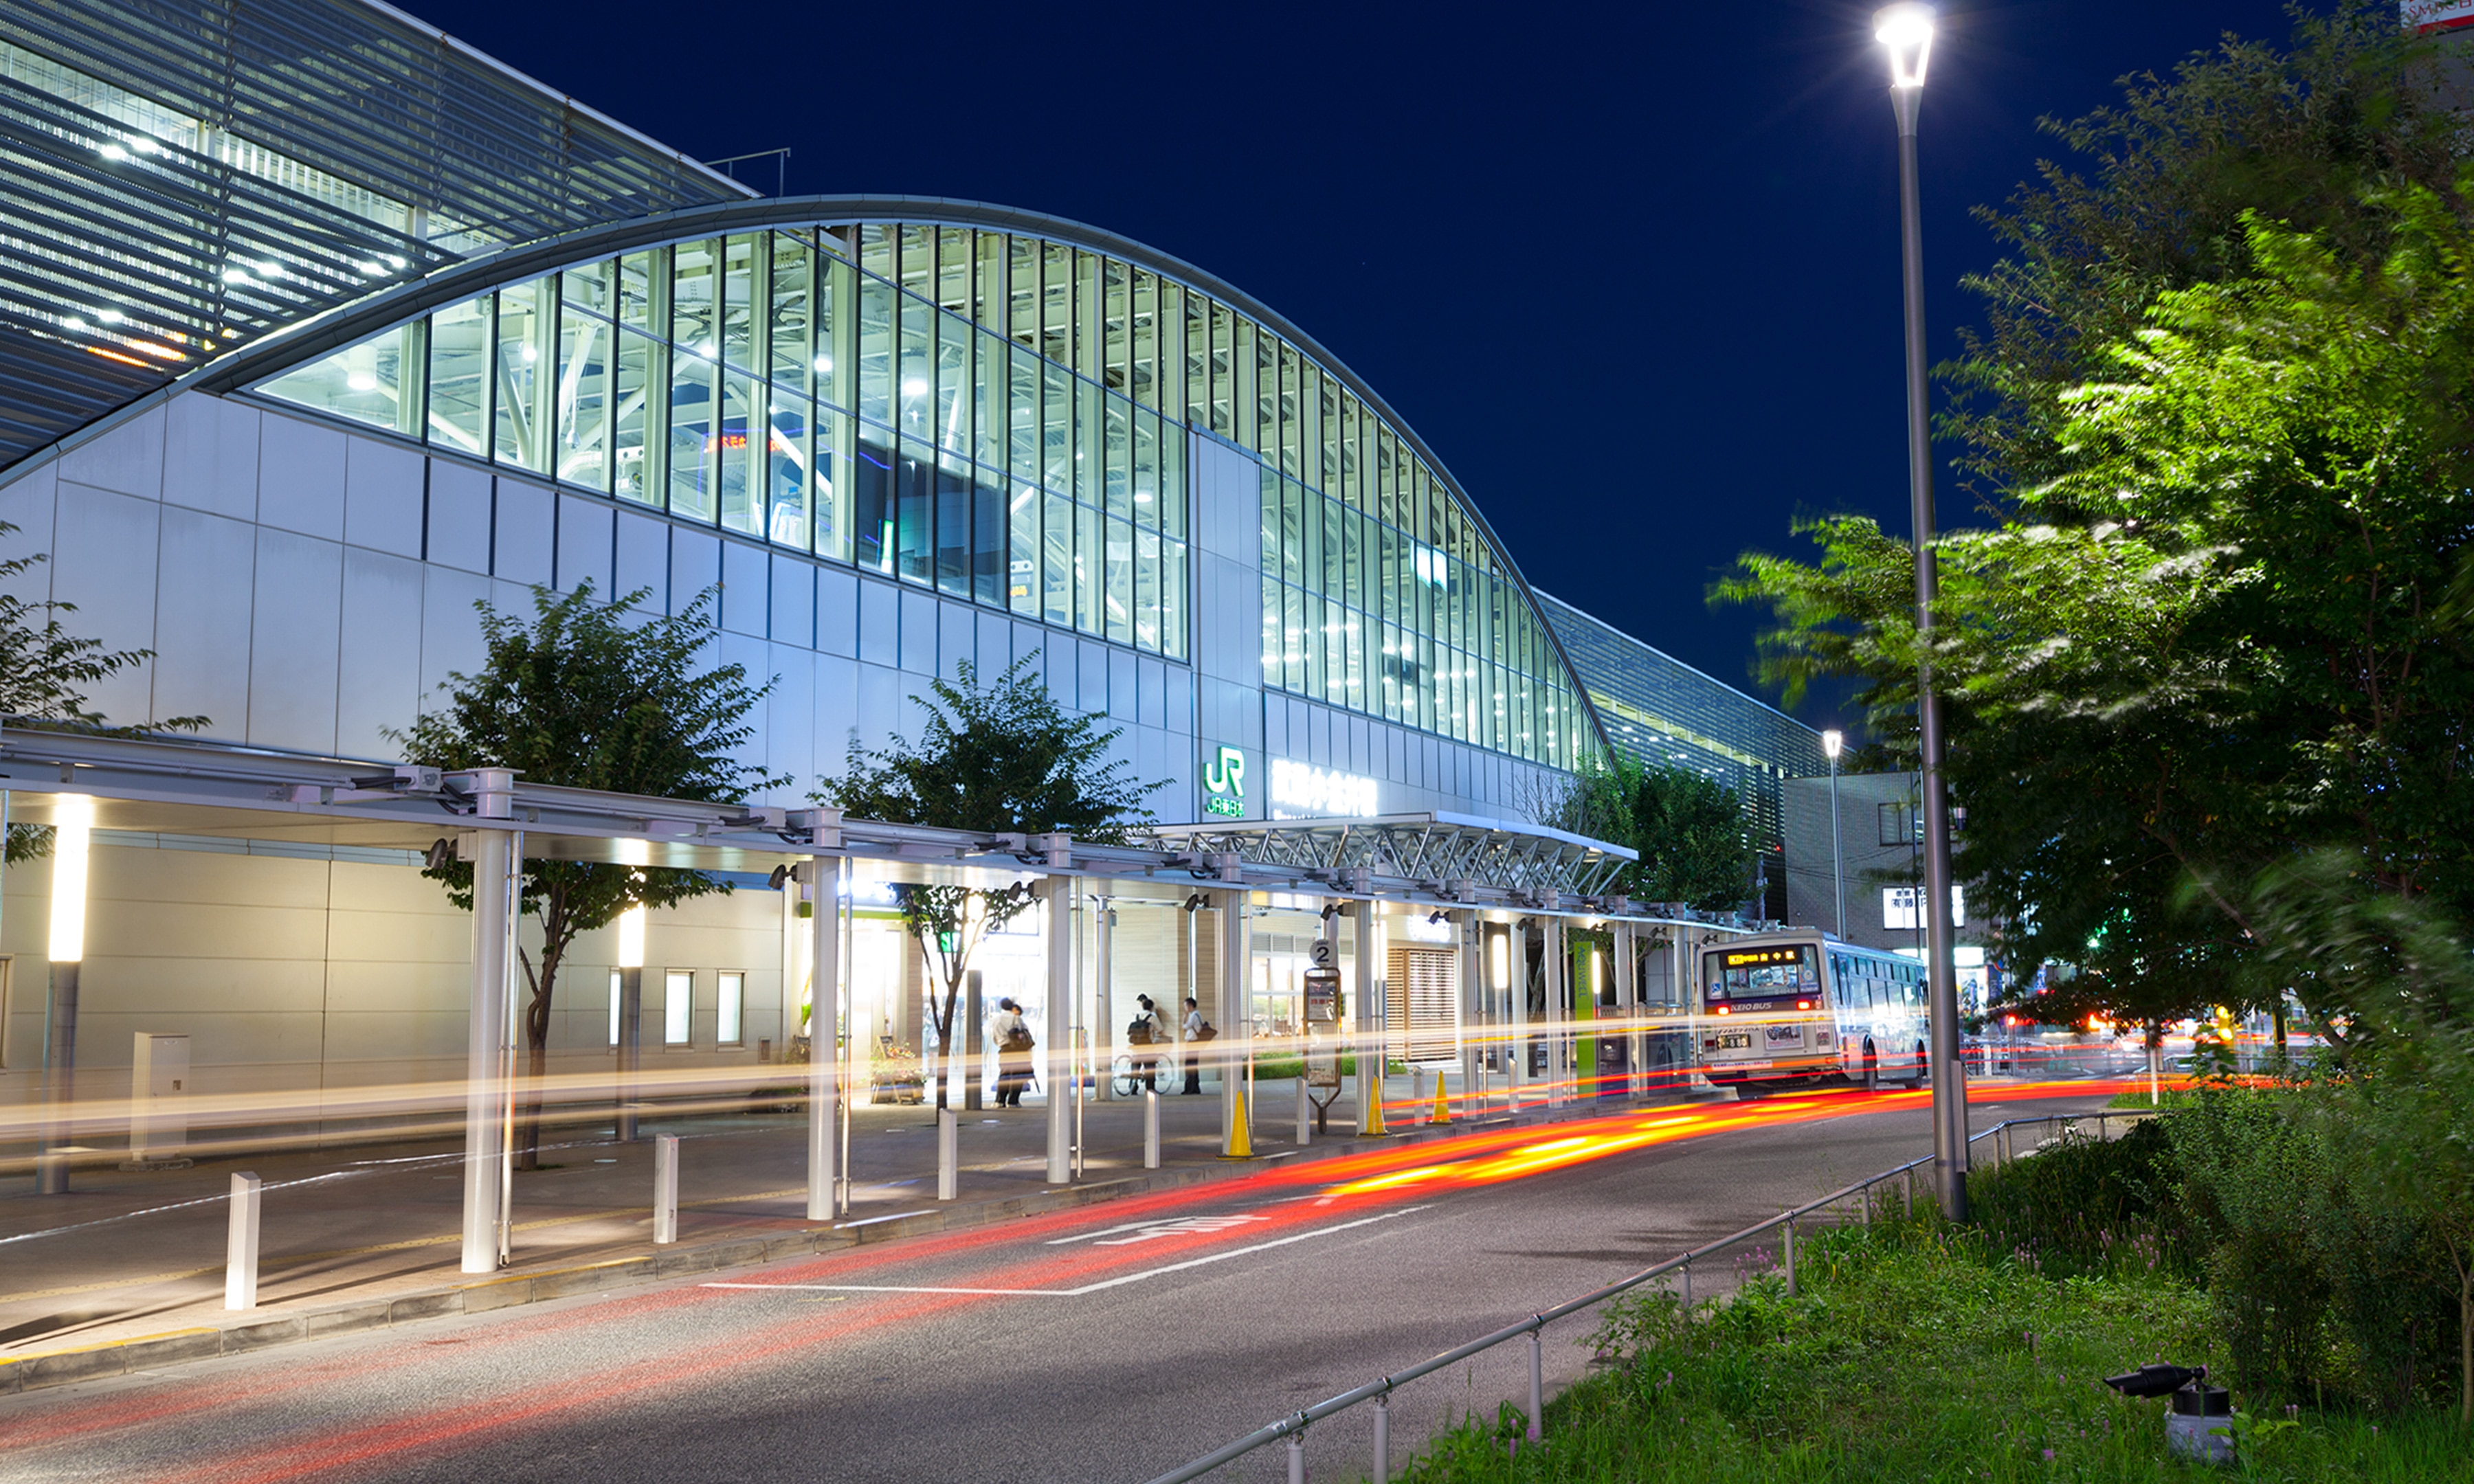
(1, 1082, 2124, 1484)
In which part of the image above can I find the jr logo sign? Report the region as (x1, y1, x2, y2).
(1203, 745, 1246, 818)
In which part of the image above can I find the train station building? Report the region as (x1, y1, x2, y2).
(0, 0, 1818, 1200)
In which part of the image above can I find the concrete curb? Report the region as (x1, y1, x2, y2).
(0, 1096, 1655, 1397)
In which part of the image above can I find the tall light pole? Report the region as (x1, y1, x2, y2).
(1875, 1, 1968, 1220)
(1822, 730, 1845, 938)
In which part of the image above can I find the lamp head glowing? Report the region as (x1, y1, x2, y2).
(1874, 3, 1935, 89)
(48, 794, 94, 964)
(616, 903, 647, 970)
(1823, 728, 1845, 761)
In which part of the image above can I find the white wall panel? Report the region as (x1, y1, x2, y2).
(937, 599, 972, 682)
(770, 553, 813, 649)
(764, 642, 814, 799)
(150, 507, 255, 736)
(419, 565, 492, 706)
(247, 529, 344, 753)
(337, 548, 425, 754)
(856, 575, 895, 666)
(256, 414, 346, 540)
(1108, 649, 1136, 723)
(162, 394, 259, 521)
(612, 508, 668, 611)
(343, 438, 423, 557)
(720, 538, 768, 637)
(425, 462, 490, 574)
(491, 478, 554, 587)
(671, 528, 720, 614)
(898, 589, 936, 675)
(716, 631, 770, 778)
(814, 653, 857, 762)
(817, 567, 857, 657)
(58, 405, 164, 501)
(50, 483, 159, 723)
(854, 662, 901, 754)
(975, 610, 1009, 683)
(555, 495, 612, 594)
(1044, 640, 1074, 712)
(1012, 619, 1044, 671)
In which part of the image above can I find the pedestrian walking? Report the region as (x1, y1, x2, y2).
(990, 998, 1034, 1107)
(1182, 996, 1207, 1095)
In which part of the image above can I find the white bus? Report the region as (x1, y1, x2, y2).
(1698, 932, 1932, 1089)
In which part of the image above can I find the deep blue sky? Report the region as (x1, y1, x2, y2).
(416, 0, 2302, 730)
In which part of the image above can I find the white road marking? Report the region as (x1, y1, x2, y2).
(705, 1204, 1432, 1299)
(834, 1210, 933, 1229)
(1043, 1213, 1269, 1246)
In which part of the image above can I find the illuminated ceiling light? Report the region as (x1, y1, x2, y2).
(1874, 2, 1935, 89)
(356, 260, 388, 276)
(346, 371, 379, 392)
(386, 254, 408, 270)
(221, 267, 252, 285)
(901, 376, 928, 396)
(256, 260, 286, 280)
(98, 142, 128, 161)
(1823, 728, 1845, 760)
(62, 316, 86, 331)
(131, 137, 159, 155)
(813, 354, 833, 374)
(96, 308, 123, 324)
(520, 343, 537, 362)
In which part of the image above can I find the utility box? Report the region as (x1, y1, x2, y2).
(129, 1033, 191, 1166)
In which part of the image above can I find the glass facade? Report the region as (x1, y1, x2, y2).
(256, 217, 1591, 769)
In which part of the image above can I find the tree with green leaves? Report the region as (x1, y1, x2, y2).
(393, 582, 780, 1167)
(1721, 8, 2474, 1037)
(814, 655, 1161, 1108)
(1538, 752, 1752, 913)
(0, 519, 207, 861)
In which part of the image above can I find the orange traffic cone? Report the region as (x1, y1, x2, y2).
(1431, 1074, 1452, 1126)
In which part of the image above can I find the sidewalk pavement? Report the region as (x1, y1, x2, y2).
(0, 1071, 1686, 1393)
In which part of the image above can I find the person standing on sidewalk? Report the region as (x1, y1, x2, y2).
(990, 998, 1033, 1107)
(1182, 996, 1206, 1095)
(1130, 994, 1164, 1092)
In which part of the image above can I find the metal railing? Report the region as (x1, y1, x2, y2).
(1141, 1105, 2164, 1484)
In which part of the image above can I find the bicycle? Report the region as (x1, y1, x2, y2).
(1111, 1052, 1163, 1098)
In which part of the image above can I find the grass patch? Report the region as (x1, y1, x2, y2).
(1390, 1220, 2469, 1482)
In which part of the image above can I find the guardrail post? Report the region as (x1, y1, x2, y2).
(937, 1107, 959, 1200)
(1145, 1088, 1161, 1169)
(654, 1133, 678, 1244)
(1682, 1257, 1692, 1309)
(1373, 1393, 1390, 1481)
(1526, 1327, 1544, 1441)
(1783, 1216, 1796, 1297)
(1295, 1075, 1312, 1147)
(224, 1171, 261, 1310)
(1286, 1432, 1306, 1484)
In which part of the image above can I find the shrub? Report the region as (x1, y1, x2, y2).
(1965, 1118, 2196, 1282)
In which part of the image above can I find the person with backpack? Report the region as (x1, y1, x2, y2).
(1182, 996, 1210, 1094)
(990, 998, 1034, 1107)
(1126, 995, 1163, 1092)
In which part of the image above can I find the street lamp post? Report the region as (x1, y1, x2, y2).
(1875, 1, 1968, 1221)
(1822, 730, 1846, 938)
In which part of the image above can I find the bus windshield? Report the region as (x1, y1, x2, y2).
(1706, 944, 1819, 1002)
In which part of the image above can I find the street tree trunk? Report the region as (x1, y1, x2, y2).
(515, 888, 574, 1172)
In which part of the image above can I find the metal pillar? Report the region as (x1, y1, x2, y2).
(807, 856, 843, 1221)
(460, 769, 517, 1274)
(1352, 899, 1383, 1136)
(962, 967, 983, 1112)
(615, 966, 643, 1143)
(1890, 70, 1969, 1221)
(1543, 916, 1568, 1105)
(1221, 887, 1252, 1155)
(1508, 920, 1530, 1104)
(1095, 896, 1114, 1102)
(1458, 909, 1482, 1120)
(1045, 875, 1073, 1184)
(34, 961, 78, 1194)
(1618, 923, 1642, 1098)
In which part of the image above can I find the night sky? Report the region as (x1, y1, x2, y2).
(412, 0, 2304, 730)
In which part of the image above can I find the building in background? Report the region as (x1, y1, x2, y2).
(1781, 772, 1996, 1013)
(1540, 593, 1829, 919)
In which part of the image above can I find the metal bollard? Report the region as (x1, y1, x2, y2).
(1372, 1393, 1390, 1481)
(1526, 1328, 1544, 1441)
(1295, 1077, 1312, 1147)
(1784, 1216, 1796, 1296)
(937, 1108, 959, 1200)
(654, 1134, 679, 1244)
(225, 1171, 262, 1311)
(1286, 1432, 1306, 1484)
(1144, 1090, 1161, 1169)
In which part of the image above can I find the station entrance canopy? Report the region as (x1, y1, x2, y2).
(0, 731, 1651, 920)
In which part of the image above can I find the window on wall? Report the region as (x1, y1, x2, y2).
(608, 969, 623, 1048)
(665, 970, 693, 1046)
(718, 971, 744, 1046)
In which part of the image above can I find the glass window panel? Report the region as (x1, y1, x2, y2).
(618, 248, 661, 332)
(1323, 497, 1344, 596)
(1008, 236, 1039, 346)
(1325, 597, 1347, 705)
(765, 385, 808, 548)
(972, 467, 1005, 607)
(815, 405, 853, 563)
(1343, 509, 1364, 609)
(427, 293, 491, 457)
(935, 456, 970, 597)
(673, 239, 718, 357)
(613, 328, 662, 506)
(898, 294, 933, 441)
(936, 226, 970, 313)
(1300, 486, 1322, 592)
(974, 331, 1003, 469)
(1074, 250, 1102, 382)
(1318, 372, 1339, 497)
(1339, 395, 1361, 508)
(555, 306, 610, 492)
(1040, 360, 1071, 492)
(1256, 331, 1278, 459)
(769, 232, 811, 399)
(858, 276, 893, 425)
(1135, 523, 1160, 653)
(1129, 267, 1155, 408)
(818, 254, 852, 410)
(1161, 539, 1188, 663)
(1101, 258, 1128, 392)
(1259, 466, 1279, 574)
(854, 429, 895, 574)
(721, 234, 759, 372)
(1040, 243, 1071, 363)
(1207, 302, 1232, 436)
(720, 370, 759, 536)
(608, 970, 621, 1048)
(1229, 316, 1254, 450)
(1008, 345, 1038, 473)
(974, 232, 1005, 330)
(259, 321, 422, 438)
(1262, 572, 1282, 684)
(665, 971, 692, 1046)
(1075, 499, 1102, 634)
(1102, 394, 1129, 519)
(1344, 605, 1363, 708)
(935, 310, 968, 455)
(1075, 379, 1100, 504)
(562, 258, 613, 319)
(1376, 427, 1396, 528)
(1043, 489, 1073, 627)
(1185, 291, 1209, 429)
(1277, 341, 1301, 479)
(1133, 407, 1159, 530)
(896, 440, 933, 585)
(1280, 477, 1302, 585)
(1160, 419, 1186, 542)
(898, 224, 934, 297)
(669, 350, 717, 522)
(1283, 582, 1306, 693)
(858, 222, 893, 280)
(718, 971, 744, 1046)
(1008, 477, 1039, 615)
